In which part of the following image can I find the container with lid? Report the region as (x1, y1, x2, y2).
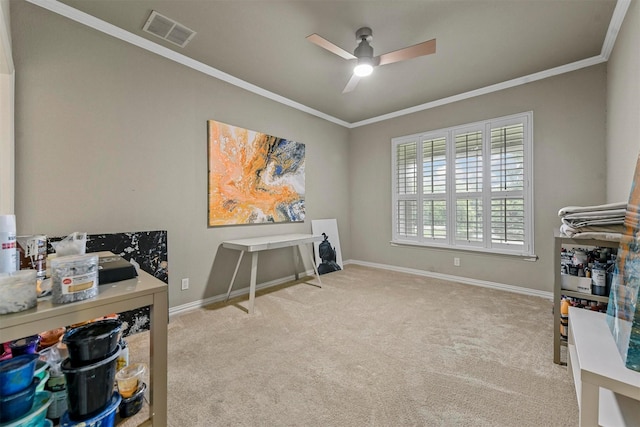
(50, 254, 99, 304)
(0, 270, 37, 315)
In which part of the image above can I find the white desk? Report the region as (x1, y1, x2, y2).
(567, 307, 640, 426)
(223, 233, 323, 314)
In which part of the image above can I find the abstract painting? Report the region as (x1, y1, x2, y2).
(207, 120, 305, 226)
(607, 153, 640, 372)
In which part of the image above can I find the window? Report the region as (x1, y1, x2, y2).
(392, 112, 534, 256)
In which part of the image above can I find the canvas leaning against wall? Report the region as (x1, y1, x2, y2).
(607, 153, 640, 372)
(207, 120, 305, 227)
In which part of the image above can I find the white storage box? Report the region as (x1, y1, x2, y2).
(561, 274, 592, 293)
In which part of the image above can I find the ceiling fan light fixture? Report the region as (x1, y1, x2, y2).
(353, 57, 374, 77)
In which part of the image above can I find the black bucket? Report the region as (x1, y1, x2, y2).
(61, 345, 120, 421)
(63, 319, 122, 366)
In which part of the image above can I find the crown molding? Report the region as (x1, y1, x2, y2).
(27, 0, 629, 129)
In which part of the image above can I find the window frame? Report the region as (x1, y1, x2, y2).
(391, 111, 534, 257)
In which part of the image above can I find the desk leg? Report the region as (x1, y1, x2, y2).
(248, 252, 258, 314)
(578, 382, 599, 427)
(149, 290, 168, 426)
(225, 250, 244, 302)
(298, 244, 322, 287)
(293, 246, 300, 281)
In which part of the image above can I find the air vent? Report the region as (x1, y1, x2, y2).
(142, 11, 196, 48)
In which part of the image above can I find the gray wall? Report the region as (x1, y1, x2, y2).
(606, 0, 640, 203)
(11, 2, 350, 308)
(12, 0, 634, 302)
(348, 65, 607, 292)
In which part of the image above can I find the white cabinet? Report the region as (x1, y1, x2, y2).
(567, 307, 640, 427)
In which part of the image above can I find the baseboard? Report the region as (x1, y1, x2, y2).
(346, 259, 553, 300)
(169, 259, 551, 317)
(168, 270, 317, 317)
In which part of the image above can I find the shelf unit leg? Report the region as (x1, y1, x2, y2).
(149, 290, 168, 425)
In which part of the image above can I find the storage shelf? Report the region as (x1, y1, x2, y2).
(0, 252, 168, 426)
(553, 231, 620, 365)
(561, 290, 609, 304)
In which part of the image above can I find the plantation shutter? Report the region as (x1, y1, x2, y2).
(396, 141, 418, 238)
(391, 112, 533, 256)
(454, 131, 483, 243)
(490, 124, 525, 245)
(422, 137, 447, 240)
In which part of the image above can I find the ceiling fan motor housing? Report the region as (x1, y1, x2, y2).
(354, 27, 374, 59)
(355, 27, 373, 43)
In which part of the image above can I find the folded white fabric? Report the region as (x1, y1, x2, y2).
(560, 222, 626, 236)
(558, 202, 627, 240)
(560, 230, 622, 241)
(558, 202, 627, 217)
(561, 209, 626, 220)
(562, 217, 625, 228)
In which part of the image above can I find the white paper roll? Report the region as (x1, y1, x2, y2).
(0, 214, 17, 273)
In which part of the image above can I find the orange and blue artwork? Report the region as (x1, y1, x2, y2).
(607, 152, 640, 372)
(207, 120, 305, 226)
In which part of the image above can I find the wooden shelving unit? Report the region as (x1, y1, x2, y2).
(0, 257, 168, 426)
(553, 231, 620, 365)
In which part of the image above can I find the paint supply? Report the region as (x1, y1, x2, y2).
(50, 254, 99, 304)
(45, 370, 67, 424)
(0, 270, 37, 315)
(0, 377, 39, 422)
(116, 339, 129, 372)
(62, 345, 120, 421)
(1, 391, 52, 427)
(62, 319, 122, 365)
(118, 382, 146, 418)
(0, 214, 17, 274)
(9, 335, 41, 357)
(115, 363, 145, 398)
(591, 262, 608, 296)
(38, 327, 66, 350)
(17, 235, 47, 278)
(60, 392, 121, 427)
(560, 298, 570, 340)
(0, 354, 39, 397)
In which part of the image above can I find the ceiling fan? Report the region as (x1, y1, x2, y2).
(307, 27, 436, 93)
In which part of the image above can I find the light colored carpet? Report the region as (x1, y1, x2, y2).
(128, 264, 578, 426)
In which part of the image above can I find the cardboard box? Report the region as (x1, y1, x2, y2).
(561, 274, 592, 293)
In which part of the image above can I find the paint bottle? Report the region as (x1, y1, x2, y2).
(560, 298, 570, 340)
(0, 214, 17, 273)
(117, 339, 129, 372)
(45, 371, 68, 424)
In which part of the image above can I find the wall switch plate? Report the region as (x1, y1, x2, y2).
(181, 278, 189, 290)
(454, 257, 460, 267)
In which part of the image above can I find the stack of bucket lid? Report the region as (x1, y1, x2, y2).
(59, 319, 122, 426)
(0, 353, 52, 425)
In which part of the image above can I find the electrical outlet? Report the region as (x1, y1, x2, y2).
(181, 278, 189, 290)
(454, 257, 460, 267)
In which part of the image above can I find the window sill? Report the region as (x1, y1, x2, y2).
(390, 239, 538, 261)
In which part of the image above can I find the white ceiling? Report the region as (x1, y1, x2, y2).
(32, 0, 623, 126)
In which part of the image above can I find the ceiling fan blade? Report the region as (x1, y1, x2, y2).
(376, 38, 436, 66)
(342, 74, 361, 93)
(306, 33, 356, 60)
